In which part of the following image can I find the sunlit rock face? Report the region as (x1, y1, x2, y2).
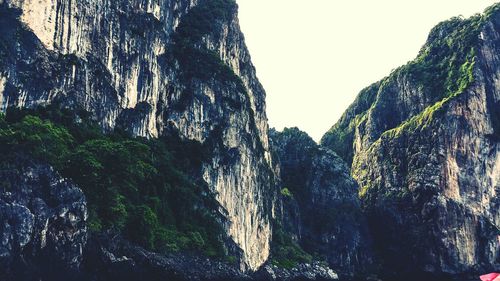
(0, 0, 275, 271)
(322, 7, 500, 278)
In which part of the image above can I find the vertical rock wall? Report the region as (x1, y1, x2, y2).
(322, 7, 500, 277)
(0, 0, 276, 271)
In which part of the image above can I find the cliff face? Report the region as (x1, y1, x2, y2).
(3, 0, 499, 278)
(323, 5, 500, 278)
(0, 0, 275, 271)
(0, 160, 87, 281)
(270, 128, 372, 276)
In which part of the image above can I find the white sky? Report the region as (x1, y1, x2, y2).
(236, 0, 498, 141)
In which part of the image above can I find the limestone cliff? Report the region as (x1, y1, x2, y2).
(322, 4, 500, 278)
(0, 0, 275, 271)
(270, 128, 372, 277)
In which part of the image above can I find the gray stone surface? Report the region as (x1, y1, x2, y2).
(0, 160, 87, 280)
(270, 128, 372, 276)
(322, 8, 500, 278)
(0, 0, 276, 270)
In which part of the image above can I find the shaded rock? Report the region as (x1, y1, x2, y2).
(81, 234, 251, 281)
(270, 128, 373, 276)
(322, 5, 500, 279)
(0, 159, 87, 280)
(0, 0, 277, 270)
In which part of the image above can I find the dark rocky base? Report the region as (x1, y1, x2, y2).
(2, 233, 341, 281)
(82, 234, 341, 281)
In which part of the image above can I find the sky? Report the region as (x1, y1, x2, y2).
(235, 0, 498, 142)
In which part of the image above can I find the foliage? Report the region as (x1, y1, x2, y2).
(271, 127, 317, 202)
(321, 6, 499, 165)
(270, 222, 312, 269)
(271, 128, 359, 268)
(382, 53, 475, 139)
(402, 15, 481, 101)
(280, 187, 293, 198)
(0, 115, 73, 167)
(321, 82, 380, 165)
(0, 106, 225, 257)
(170, 0, 246, 100)
(483, 3, 500, 20)
(174, 0, 236, 43)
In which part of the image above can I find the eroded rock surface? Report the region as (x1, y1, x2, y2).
(322, 6, 500, 278)
(0, 160, 87, 280)
(270, 128, 372, 276)
(0, 0, 276, 270)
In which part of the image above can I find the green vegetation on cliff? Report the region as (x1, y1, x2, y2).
(321, 4, 500, 165)
(270, 221, 313, 269)
(383, 53, 475, 139)
(321, 5, 500, 277)
(271, 127, 318, 202)
(169, 0, 246, 104)
(280, 187, 293, 198)
(269, 128, 318, 269)
(320, 83, 380, 165)
(0, 106, 225, 257)
(270, 127, 368, 271)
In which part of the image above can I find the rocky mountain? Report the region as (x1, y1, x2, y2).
(1, 0, 500, 280)
(269, 128, 372, 277)
(0, 0, 276, 272)
(0, 158, 336, 281)
(322, 4, 500, 279)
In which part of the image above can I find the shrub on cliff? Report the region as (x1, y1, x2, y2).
(0, 106, 225, 257)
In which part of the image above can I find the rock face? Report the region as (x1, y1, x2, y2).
(0, 159, 87, 280)
(270, 128, 372, 276)
(82, 234, 339, 281)
(81, 234, 252, 281)
(0, 0, 275, 270)
(0, 158, 334, 281)
(2, 0, 499, 278)
(255, 262, 339, 281)
(322, 5, 500, 278)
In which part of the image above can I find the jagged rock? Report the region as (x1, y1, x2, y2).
(0, 0, 276, 270)
(0, 159, 87, 280)
(322, 5, 500, 279)
(270, 128, 372, 276)
(254, 262, 339, 281)
(79, 234, 339, 281)
(2, 0, 499, 279)
(80, 234, 251, 281)
(0, 157, 337, 281)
